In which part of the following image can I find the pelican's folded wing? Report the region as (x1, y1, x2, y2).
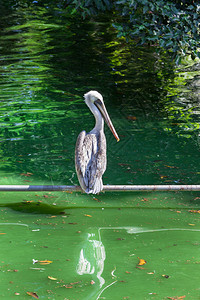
(75, 131, 106, 194)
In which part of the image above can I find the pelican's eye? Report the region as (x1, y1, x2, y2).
(94, 99, 103, 107)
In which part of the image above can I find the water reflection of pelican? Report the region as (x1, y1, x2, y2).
(75, 91, 119, 194)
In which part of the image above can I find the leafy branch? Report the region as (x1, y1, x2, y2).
(65, 0, 200, 63)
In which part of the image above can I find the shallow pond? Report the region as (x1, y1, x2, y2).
(0, 2, 200, 299)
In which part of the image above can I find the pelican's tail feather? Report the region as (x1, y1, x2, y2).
(86, 178, 103, 194)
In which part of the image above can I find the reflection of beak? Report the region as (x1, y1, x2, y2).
(94, 99, 120, 142)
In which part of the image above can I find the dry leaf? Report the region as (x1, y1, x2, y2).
(162, 274, 170, 278)
(27, 291, 39, 299)
(21, 172, 33, 177)
(48, 276, 57, 280)
(70, 281, 82, 285)
(167, 296, 185, 300)
(93, 197, 101, 202)
(0, 233, 6, 235)
(189, 210, 200, 213)
(38, 260, 52, 265)
(136, 266, 145, 270)
(127, 115, 137, 120)
(137, 257, 147, 266)
(84, 214, 92, 217)
(164, 165, 178, 169)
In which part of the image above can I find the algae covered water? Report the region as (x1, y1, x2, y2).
(0, 2, 200, 299)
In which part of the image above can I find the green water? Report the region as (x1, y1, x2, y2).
(0, 2, 200, 299)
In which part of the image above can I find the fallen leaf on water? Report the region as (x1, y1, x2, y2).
(38, 260, 53, 265)
(127, 115, 137, 120)
(63, 281, 82, 288)
(70, 281, 82, 285)
(167, 296, 185, 300)
(0, 233, 6, 235)
(162, 274, 170, 278)
(125, 271, 131, 274)
(27, 291, 39, 299)
(188, 223, 195, 226)
(147, 272, 154, 275)
(93, 197, 101, 202)
(137, 257, 147, 266)
(164, 165, 178, 169)
(48, 276, 57, 280)
(189, 210, 200, 213)
(84, 214, 92, 217)
(20, 172, 33, 177)
(141, 198, 148, 202)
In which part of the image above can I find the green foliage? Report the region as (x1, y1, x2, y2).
(65, 0, 200, 63)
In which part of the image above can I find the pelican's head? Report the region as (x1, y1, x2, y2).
(84, 90, 103, 104)
(84, 90, 120, 142)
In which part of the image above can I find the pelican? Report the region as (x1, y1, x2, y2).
(75, 91, 119, 194)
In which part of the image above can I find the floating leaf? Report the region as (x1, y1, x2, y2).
(137, 257, 147, 266)
(48, 276, 57, 280)
(38, 260, 53, 265)
(164, 165, 178, 169)
(27, 291, 39, 299)
(167, 296, 185, 300)
(0, 233, 6, 235)
(84, 214, 92, 217)
(127, 115, 137, 120)
(162, 274, 170, 278)
(93, 197, 101, 202)
(136, 266, 145, 270)
(20, 172, 33, 177)
(189, 210, 200, 213)
(63, 281, 82, 288)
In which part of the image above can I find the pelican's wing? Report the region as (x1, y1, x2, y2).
(75, 131, 106, 194)
(75, 131, 88, 191)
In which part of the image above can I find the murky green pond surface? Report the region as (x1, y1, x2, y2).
(0, 2, 200, 299)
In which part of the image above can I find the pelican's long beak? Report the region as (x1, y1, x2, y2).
(94, 99, 120, 142)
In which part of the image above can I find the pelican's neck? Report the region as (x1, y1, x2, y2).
(87, 101, 104, 133)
